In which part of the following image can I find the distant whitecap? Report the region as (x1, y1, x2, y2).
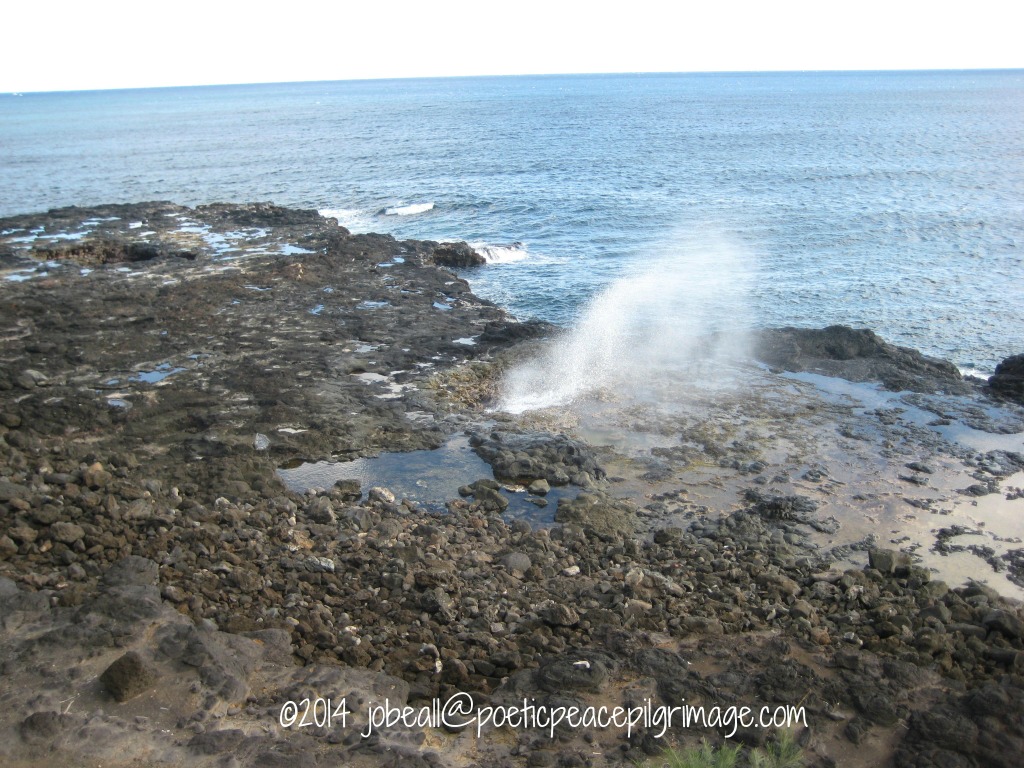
(382, 202, 434, 216)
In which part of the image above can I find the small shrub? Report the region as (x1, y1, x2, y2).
(748, 730, 804, 768)
(644, 731, 803, 768)
(650, 740, 742, 768)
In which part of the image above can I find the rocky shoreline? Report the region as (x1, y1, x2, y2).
(1, 203, 1023, 767)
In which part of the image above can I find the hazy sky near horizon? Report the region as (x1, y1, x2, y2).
(3, 1, 1020, 92)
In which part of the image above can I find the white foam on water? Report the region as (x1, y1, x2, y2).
(958, 366, 994, 381)
(383, 202, 434, 216)
(499, 229, 756, 414)
(473, 242, 529, 264)
(319, 208, 374, 232)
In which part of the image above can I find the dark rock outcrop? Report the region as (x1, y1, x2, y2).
(100, 651, 158, 702)
(755, 325, 970, 393)
(478, 319, 554, 347)
(990, 353, 1024, 403)
(469, 430, 606, 487)
(428, 241, 485, 268)
(37, 236, 198, 265)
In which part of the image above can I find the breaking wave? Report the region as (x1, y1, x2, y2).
(381, 202, 434, 216)
(474, 242, 528, 264)
(318, 208, 374, 232)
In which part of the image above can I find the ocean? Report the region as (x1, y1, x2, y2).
(2, 70, 1022, 373)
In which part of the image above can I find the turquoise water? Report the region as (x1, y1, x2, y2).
(2, 71, 1022, 371)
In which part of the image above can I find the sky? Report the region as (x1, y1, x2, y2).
(2, 1, 1021, 92)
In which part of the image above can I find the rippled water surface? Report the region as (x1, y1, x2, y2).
(2, 71, 1022, 370)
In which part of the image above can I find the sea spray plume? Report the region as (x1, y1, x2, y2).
(498, 232, 755, 414)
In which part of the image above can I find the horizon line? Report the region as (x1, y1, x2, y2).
(5, 66, 1022, 96)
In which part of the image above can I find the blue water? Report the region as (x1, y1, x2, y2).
(2, 71, 1022, 372)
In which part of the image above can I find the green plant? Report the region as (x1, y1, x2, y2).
(643, 731, 804, 768)
(748, 730, 804, 768)
(651, 739, 742, 768)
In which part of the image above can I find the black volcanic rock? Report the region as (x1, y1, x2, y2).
(100, 651, 158, 702)
(755, 325, 970, 393)
(36, 236, 197, 265)
(194, 201, 333, 230)
(478, 319, 554, 347)
(428, 241, 485, 268)
(990, 354, 1024, 403)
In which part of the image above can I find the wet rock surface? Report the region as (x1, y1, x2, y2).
(428, 241, 486, 268)
(469, 429, 607, 488)
(990, 353, 1024, 404)
(755, 325, 972, 394)
(1, 203, 1023, 768)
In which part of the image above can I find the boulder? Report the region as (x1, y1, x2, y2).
(554, 491, 636, 537)
(754, 325, 969, 393)
(500, 552, 532, 575)
(537, 600, 580, 627)
(50, 521, 85, 544)
(429, 241, 485, 268)
(990, 353, 1024, 403)
(100, 651, 158, 702)
(868, 548, 914, 577)
(527, 478, 551, 495)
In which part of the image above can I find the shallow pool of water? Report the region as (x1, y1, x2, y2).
(277, 434, 575, 525)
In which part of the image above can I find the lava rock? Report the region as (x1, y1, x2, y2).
(982, 609, 1024, 640)
(554, 491, 636, 537)
(428, 241, 485, 268)
(50, 521, 85, 543)
(500, 552, 532, 575)
(755, 325, 969, 394)
(537, 600, 580, 627)
(101, 556, 160, 587)
(868, 548, 913, 577)
(535, 652, 612, 693)
(100, 651, 158, 702)
(990, 353, 1024, 403)
(19, 711, 67, 742)
(528, 478, 551, 496)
